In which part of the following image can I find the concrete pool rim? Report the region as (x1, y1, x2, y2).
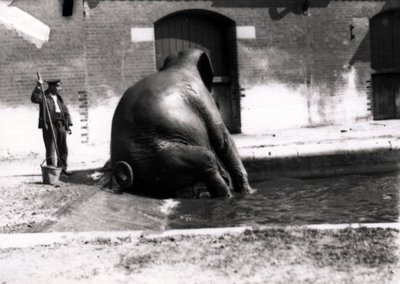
(1, 222, 399, 249)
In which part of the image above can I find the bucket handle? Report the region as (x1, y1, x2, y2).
(41, 157, 63, 167)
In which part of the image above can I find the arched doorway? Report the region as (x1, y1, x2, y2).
(370, 9, 400, 119)
(154, 10, 240, 133)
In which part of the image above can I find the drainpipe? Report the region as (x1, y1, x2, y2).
(303, 6, 312, 125)
(81, 0, 89, 144)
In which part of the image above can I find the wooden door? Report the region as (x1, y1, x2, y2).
(371, 73, 399, 119)
(370, 10, 400, 70)
(155, 12, 237, 132)
(370, 9, 400, 120)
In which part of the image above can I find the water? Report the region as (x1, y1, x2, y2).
(49, 171, 399, 232)
(167, 173, 399, 229)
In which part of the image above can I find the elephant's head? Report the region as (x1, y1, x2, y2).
(161, 49, 214, 92)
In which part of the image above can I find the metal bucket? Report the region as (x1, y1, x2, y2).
(41, 159, 62, 185)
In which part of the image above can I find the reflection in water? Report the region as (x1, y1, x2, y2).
(167, 173, 399, 229)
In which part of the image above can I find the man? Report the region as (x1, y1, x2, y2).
(31, 79, 73, 176)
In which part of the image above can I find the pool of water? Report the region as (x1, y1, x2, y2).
(167, 172, 399, 229)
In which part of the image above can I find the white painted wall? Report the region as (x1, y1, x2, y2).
(131, 27, 154, 42)
(236, 26, 256, 39)
(0, 67, 369, 170)
(241, 83, 309, 133)
(240, 67, 369, 134)
(0, 98, 117, 170)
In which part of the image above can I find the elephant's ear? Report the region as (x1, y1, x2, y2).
(197, 52, 214, 92)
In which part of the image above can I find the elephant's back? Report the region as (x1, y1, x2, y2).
(117, 72, 210, 146)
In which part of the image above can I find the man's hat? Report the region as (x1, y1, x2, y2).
(46, 79, 61, 85)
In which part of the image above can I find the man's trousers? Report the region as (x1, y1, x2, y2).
(42, 120, 68, 169)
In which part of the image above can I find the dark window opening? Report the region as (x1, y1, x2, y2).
(63, 0, 74, 17)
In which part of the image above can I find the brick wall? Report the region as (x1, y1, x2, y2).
(82, 0, 388, 130)
(0, 0, 86, 106)
(0, 0, 397, 159)
(0, 0, 90, 161)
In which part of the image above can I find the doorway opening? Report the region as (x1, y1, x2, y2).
(154, 10, 241, 133)
(370, 9, 400, 119)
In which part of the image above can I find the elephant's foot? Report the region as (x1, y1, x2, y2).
(234, 179, 256, 195)
(205, 172, 232, 198)
(243, 185, 256, 194)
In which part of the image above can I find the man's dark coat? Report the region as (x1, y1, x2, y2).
(31, 87, 73, 129)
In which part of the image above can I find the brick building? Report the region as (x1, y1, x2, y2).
(0, 0, 399, 158)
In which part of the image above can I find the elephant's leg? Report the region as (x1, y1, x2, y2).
(218, 132, 253, 194)
(216, 158, 232, 191)
(158, 142, 231, 197)
(191, 94, 253, 194)
(203, 169, 232, 197)
(207, 125, 253, 193)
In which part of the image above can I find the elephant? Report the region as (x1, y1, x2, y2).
(109, 49, 253, 198)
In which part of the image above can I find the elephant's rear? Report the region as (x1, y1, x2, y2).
(109, 48, 252, 197)
(110, 75, 208, 194)
(110, 82, 152, 169)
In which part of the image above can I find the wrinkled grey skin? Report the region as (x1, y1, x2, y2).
(110, 49, 253, 198)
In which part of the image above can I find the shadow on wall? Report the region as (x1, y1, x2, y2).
(211, 0, 331, 8)
(349, 1, 400, 66)
(212, 0, 331, 20)
(349, 31, 370, 66)
(85, 0, 330, 9)
(86, 0, 331, 19)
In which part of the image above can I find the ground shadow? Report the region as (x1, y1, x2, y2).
(59, 168, 180, 200)
(59, 168, 104, 186)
